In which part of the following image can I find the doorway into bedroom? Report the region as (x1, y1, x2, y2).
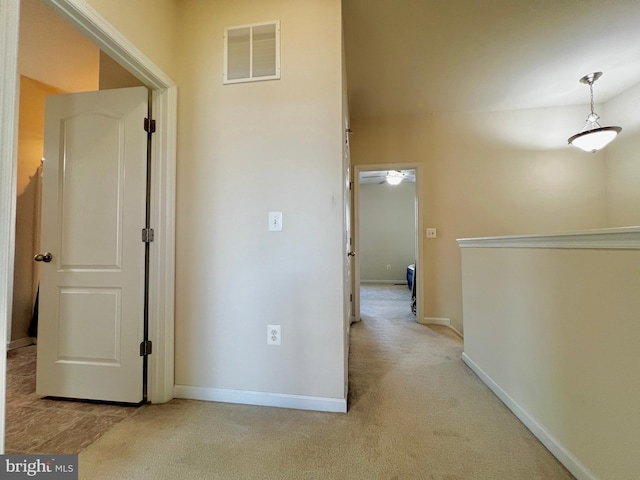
(354, 166, 419, 324)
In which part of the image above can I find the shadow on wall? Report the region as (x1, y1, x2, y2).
(12, 168, 41, 342)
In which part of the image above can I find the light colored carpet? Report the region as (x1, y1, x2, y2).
(78, 285, 574, 479)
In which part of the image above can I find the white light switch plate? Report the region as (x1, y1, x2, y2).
(269, 212, 283, 231)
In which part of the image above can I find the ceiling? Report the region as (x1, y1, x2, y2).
(342, 0, 640, 121)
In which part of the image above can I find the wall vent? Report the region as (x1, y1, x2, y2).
(224, 21, 280, 84)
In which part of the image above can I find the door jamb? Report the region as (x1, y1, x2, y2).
(353, 164, 423, 323)
(0, 0, 22, 454)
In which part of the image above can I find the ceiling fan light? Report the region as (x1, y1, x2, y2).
(568, 126, 621, 153)
(386, 171, 403, 185)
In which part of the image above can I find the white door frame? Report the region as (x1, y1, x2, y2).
(0, 0, 22, 454)
(0, 0, 176, 451)
(353, 163, 423, 323)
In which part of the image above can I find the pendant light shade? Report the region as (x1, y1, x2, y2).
(568, 72, 621, 153)
(568, 126, 621, 153)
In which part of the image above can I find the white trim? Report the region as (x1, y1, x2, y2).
(0, 0, 21, 454)
(360, 279, 408, 285)
(174, 385, 347, 413)
(447, 326, 464, 339)
(39, 0, 177, 404)
(419, 316, 450, 326)
(419, 317, 463, 339)
(457, 226, 640, 250)
(7, 338, 34, 351)
(147, 86, 177, 403)
(462, 353, 599, 480)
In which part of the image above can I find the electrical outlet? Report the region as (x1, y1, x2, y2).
(386, 264, 392, 270)
(426, 228, 437, 238)
(267, 325, 281, 345)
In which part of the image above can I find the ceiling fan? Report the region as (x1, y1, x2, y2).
(359, 169, 416, 185)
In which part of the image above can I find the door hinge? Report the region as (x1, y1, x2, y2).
(142, 228, 154, 243)
(144, 118, 156, 134)
(350, 293, 353, 302)
(349, 181, 353, 190)
(140, 340, 153, 356)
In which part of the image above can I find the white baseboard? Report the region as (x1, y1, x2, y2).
(461, 353, 598, 480)
(360, 280, 408, 285)
(419, 317, 464, 339)
(6, 337, 35, 351)
(174, 385, 347, 413)
(420, 316, 450, 326)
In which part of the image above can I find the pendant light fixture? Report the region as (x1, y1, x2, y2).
(568, 72, 621, 153)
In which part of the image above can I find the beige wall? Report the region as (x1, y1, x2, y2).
(359, 182, 415, 282)
(460, 242, 640, 479)
(84, 0, 178, 80)
(19, 0, 99, 91)
(350, 107, 609, 332)
(173, 0, 345, 399)
(603, 83, 640, 227)
(99, 51, 145, 90)
(11, 77, 63, 342)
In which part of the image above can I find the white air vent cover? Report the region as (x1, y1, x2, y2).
(224, 21, 280, 84)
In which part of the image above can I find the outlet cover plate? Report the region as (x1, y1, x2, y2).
(267, 325, 281, 345)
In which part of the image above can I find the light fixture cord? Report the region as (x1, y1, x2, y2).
(589, 81, 595, 116)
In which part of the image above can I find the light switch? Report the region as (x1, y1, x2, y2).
(268, 212, 283, 231)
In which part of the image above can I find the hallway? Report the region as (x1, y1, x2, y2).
(74, 285, 574, 479)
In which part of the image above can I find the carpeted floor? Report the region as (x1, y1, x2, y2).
(77, 284, 574, 479)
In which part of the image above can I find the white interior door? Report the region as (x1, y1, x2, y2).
(36, 86, 148, 404)
(344, 128, 354, 324)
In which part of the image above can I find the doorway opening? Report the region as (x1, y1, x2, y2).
(11, 0, 148, 350)
(2, 0, 177, 453)
(353, 165, 422, 324)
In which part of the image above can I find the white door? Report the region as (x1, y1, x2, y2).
(36, 87, 148, 404)
(344, 128, 354, 324)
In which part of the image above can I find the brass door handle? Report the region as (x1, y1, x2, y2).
(347, 251, 356, 257)
(34, 252, 53, 263)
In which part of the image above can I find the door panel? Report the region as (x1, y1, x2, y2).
(36, 86, 148, 404)
(57, 287, 121, 364)
(60, 113, 124, 269)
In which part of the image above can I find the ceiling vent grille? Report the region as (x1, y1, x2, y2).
(224, 21, 280, 84)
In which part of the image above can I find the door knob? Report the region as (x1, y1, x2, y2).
(34, 252, 53, 263)
(347, 251, 356, 257)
